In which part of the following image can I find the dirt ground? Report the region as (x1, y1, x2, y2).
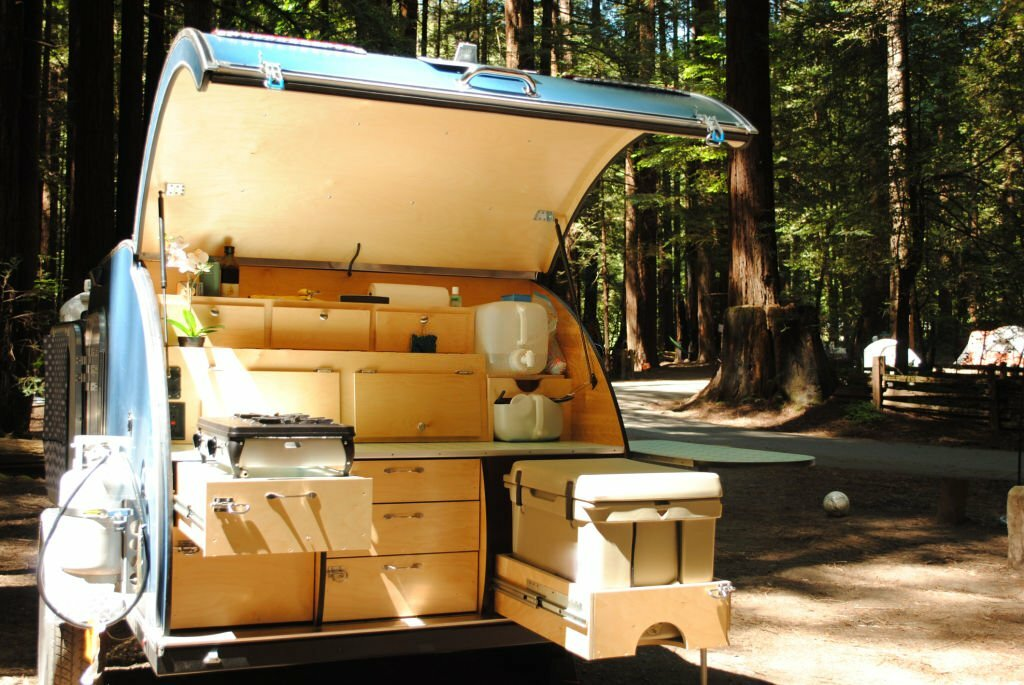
(1, 383, 1022, 683)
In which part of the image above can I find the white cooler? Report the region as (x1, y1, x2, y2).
(505, 458, 722, 588)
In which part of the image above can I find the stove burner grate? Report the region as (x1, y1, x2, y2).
(234, 412, 335, 426)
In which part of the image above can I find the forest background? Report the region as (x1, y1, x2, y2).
(0, 0, 1021, 434)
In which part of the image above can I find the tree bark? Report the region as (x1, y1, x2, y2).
(540, 0, 553, 75)
(117, 0, 145, 242)
(144, 0, 166, 122)
(0, 0, 25, 265)
(66, 0, 115, 289)
(183, 0, 214, 31)
(624, 149, 660, 372)
(886, 0, 923, 373)
(505, 0, 535, 70)
(398, 0, 418, 56)
(699, 0, 834, 404)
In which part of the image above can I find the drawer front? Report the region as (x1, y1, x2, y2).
(170, 529, 315, 629)
(322, 552, 478, 622)
(375, 310, 474, 353)
(176, 462, 372, 556)
(331, 501, 479, 557)
(349, 459, 479, 503)
(271, 306, 371, 351)
(352, 373, 486, 441)
(189, 303, 266, 347)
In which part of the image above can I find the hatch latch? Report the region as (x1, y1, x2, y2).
(259, 56, 285, 90)
(699, 114, 725, 147)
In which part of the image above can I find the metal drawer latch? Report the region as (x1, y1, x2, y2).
(211, 497, 250, 515)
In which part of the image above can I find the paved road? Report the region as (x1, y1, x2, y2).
(613, 379, 1022, 482)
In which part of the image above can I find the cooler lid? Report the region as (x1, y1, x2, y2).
(507, 457, 722, 503)
(134, 30, 755, 277)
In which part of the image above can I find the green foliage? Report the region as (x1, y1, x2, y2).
(0, 259, 59, 433)
(167, 308, 224, 339)
(843, 400, 884, 424)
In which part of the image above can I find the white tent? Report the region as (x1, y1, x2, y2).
(863, 338, 921, 368)
(956, 325, 1024, 366)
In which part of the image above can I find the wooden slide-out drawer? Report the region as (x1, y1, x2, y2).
(375, 309, 474, 353)
(169, 529, 315, 629)
(351, 372, 486, 441)
(271, 305, 371, 351)
(349, 459, 479, 503)
(322, 552, 478, 622)
(166, 301, 266, 348)
(175, 462, 371, 557)
(331, 501, 480, 557)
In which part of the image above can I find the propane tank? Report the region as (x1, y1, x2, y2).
(52, 436, 133, 582)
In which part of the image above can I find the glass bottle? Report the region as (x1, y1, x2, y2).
(220, 246, 239, 297)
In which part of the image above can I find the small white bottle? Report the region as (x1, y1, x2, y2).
(450, 286, 462, 307)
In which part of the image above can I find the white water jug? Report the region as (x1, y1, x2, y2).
(475, 301, 548, 376)
(494, 393, 563, 442)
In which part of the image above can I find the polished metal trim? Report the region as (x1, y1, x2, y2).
(209, 65, 755, 143)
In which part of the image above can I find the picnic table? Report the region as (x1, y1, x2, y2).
(629, 439, 816, 470)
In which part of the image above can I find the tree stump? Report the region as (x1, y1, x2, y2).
(1009, 486, 1024, 569)
(699, 304, 835, 404)
(936, 478, 968, 525)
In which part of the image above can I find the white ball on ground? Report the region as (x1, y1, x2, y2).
(823, 491, 850, 517)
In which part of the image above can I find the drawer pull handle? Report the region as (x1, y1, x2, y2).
(327, 566, 348, 582)
(383, 512, 424, 520)
(265, 491, 318, 501)
(211, 497, 250, 515)
(319, 311, 328, 321)
(419, 315, 429, 325)
(383, 562, 423, 572)
(210, 307, 220, 317)
(383, 466, 424, 474)
(416, 421, 428, 433)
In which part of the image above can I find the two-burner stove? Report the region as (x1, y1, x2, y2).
(195, 413, 355, 477)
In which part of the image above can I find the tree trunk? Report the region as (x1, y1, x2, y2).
(0, 0, 24, 265)
(183, 0, 214, 31)
(700, 0, 834, 405)
(420, 0, 429, 56)
(398, 0, 418, 56)
(540, 0, 553, 75)
(886, 0, 922, 373)
(66, 0, 115, 289)
(624, 149, 660, 372)
(556, 0, 571, 73)
(144, 0, 166, 122)
(505, 0, 535, 70)
(117, 0, 145, 242)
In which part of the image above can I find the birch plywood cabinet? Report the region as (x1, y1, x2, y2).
(349, 372, 487, 441)
(375, 308, 474, 353)
(324, 459, 482, 622)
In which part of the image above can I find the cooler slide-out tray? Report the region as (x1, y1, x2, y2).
(493, 554, 732, 661)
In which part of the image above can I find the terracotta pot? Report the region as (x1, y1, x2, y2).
(177, 336, 206, 348)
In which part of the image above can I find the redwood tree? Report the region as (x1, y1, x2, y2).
(505, 0, 535, 70)
(699, 0, 834, 405)
(66, 0, 115, 289)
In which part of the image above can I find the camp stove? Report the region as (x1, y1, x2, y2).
(195, 413, 355, 477)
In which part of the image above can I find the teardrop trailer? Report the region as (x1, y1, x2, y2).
(37, 29, 756, 685)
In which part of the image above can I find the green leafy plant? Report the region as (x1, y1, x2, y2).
(844, 401, 884, 425)
(167, 307, 223, 339)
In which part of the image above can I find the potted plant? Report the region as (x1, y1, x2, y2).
(165, 236, 222, 346)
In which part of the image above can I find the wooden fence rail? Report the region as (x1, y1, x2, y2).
(870, 356, 1024, 431)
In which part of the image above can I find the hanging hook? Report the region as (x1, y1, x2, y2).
(346, 242, 361, 277)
